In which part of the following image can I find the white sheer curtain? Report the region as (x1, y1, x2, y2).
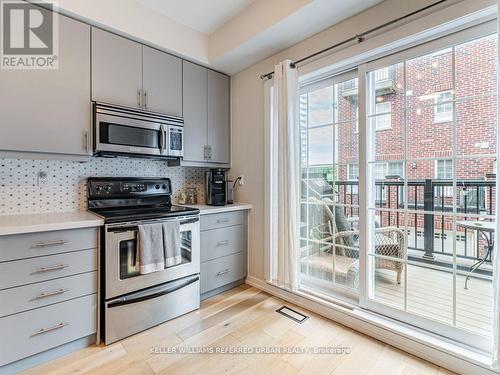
(493, 8, 500, 368)
(266, 60, 300, 291)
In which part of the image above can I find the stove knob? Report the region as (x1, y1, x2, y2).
(104, 185, 111, 192)
(155, 184, 160, 189)
(95, 185, 102, 192)
(162, 184, 167, 189)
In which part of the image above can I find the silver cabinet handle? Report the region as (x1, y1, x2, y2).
(137, 89, 142, 108)
(217, 240, 230, 246)
(33, 264, 68, 274)
(32, 288, 68, 301)
(203, 145, 208, 160)
(30, 322, 68, 337)
(144, 90, 148, 110)
(216, 269, 230, 276)
(34, 239, 68, 247)
(208, 145, 212, 160)
(216, 218, 228, 223)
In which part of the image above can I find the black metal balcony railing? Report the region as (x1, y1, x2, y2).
(302, 175, 495, 266)
(334, 178, 495, 263)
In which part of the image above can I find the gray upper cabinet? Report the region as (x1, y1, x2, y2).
(208, 70, 230, 164)
(182, 62, 231, 166)
(92, 28, 143, 109)
(143, 46, 182, 116)
(183, 61, 208, 163)
(0, 11, 91, 157)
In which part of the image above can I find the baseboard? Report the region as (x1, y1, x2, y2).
(201, 278, 246, 300)
(245, 276, 497, 375)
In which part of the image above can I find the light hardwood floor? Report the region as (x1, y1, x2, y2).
(22, 284, 456, 375)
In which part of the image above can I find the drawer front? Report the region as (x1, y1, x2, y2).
(201, 252, 245, 293)
(0, 249, 97, 290)
(0, 228, 97, 262)
(200, 211, 246, 231)
(0, 271, 97, 318)
(201, 225, 246, 262)
(0, 294, 96, 366)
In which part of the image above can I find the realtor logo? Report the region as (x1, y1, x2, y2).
(1, 0, 58, 69)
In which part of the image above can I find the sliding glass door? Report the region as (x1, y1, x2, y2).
(299, 70, 360, 301)
(297, 22, 497, 350)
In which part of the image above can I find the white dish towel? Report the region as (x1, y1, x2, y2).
(137, 223, 165, 274)
(163, 220, 182, 267)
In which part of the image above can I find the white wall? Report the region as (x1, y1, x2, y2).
(230, 0, 488, 281)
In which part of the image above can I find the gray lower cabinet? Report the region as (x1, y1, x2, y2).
(92, 27, 143, 109)
(0, 228, 98, 368)
(200, 210, 248, 298)
(143, 46, 182, 116)
(182, 61, 231, 167)
(0, 11, 91, 157)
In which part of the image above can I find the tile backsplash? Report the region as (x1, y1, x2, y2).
(0, 158, 206, 214)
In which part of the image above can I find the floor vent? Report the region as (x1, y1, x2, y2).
(276, 306, 309, 324)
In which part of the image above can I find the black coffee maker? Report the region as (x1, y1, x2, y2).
(205, 169, 226, 206)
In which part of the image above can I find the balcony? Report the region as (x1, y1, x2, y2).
(300, 176, 495, 337)
(341, 66, 397, 102)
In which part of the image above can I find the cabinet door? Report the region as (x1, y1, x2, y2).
(182, 61, 208, 163)
(92, 28, 142, 108)
(208, 70, 230, 164)
(142, 46, 182, 116)
(0, 12, 91, 156)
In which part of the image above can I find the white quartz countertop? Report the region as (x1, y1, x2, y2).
(0, 211, 104, 236)
(180, 202, 252, 215)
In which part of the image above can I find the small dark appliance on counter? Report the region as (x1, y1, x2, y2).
(205, 169, 226, 206)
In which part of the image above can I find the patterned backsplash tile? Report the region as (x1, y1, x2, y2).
(0, 158, 207, 214)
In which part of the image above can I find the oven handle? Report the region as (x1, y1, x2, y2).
(107, 274, 199, 308)
(107, 216, 199, 232)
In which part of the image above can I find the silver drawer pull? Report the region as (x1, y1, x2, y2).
(216, 269, 230, 276)
(216, 218, 229, 223)
(217, 240, 230, 246)
(30, 322, 68, 337)
(34, 239, 68, 247)
(33, 264, 68, 274)
(32, 288, 68, 301)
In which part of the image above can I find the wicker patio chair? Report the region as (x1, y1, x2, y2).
(312, 197, 407, 284)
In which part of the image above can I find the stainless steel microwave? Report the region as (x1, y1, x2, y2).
(93, 102, 184, 159)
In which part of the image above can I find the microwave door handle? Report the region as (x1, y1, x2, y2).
(159, 126, 165, 154)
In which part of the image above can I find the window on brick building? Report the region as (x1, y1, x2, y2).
(375, 101, 391, 130)
(435, 159, 453, 179)
(347, 163, 359, 180)
(434, 90, 453, 123)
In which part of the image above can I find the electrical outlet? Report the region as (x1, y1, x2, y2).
(37, 171, 47, 186)
(238, 175, 244, 186)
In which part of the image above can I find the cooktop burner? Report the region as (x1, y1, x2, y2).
(87, 177, 199, 223)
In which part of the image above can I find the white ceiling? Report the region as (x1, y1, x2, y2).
(135, 0, 255, 34)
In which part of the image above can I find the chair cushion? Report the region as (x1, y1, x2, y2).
(334, 206, 355, 247)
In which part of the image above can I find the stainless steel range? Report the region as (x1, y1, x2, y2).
(87, 177, 200, 344)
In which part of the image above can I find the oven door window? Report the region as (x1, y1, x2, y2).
(119, 239, 140, 279)
(100, 122, 161, 149)
(118, 228, 193, 279)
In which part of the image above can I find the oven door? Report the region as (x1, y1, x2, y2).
(105, 215, 200, 299)
(95, 112, 164, 157)
(164, 125, 183, 157)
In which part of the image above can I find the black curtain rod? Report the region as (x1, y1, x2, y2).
(260, 0, 448, 80)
